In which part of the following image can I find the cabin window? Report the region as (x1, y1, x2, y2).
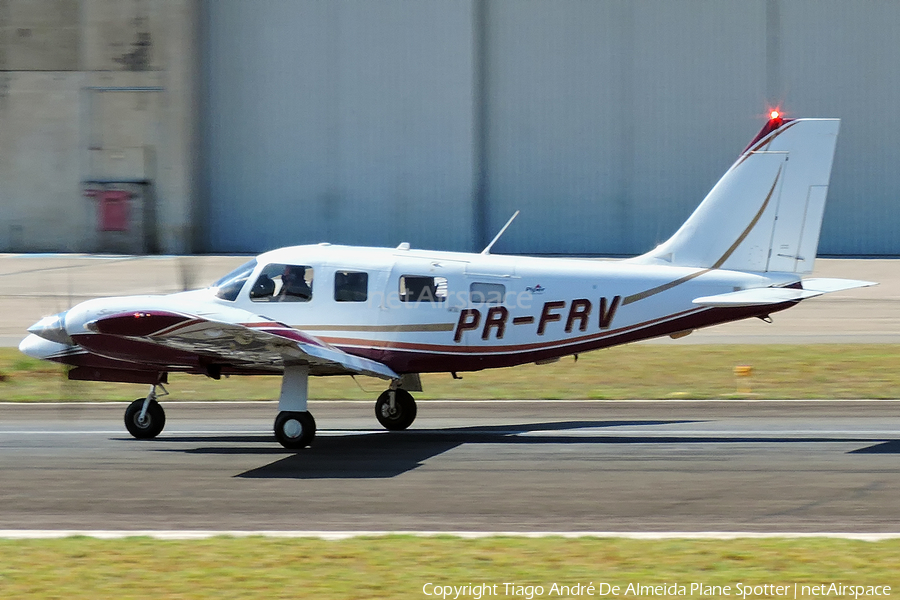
(213, 259, 257, 301)
(334, 271, 368, 302)
(399, 275, 447, 303)
(469, 282, 506, 305)
(249, 263, 314, 302)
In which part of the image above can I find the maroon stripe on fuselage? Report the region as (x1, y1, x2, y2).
(71, 333, 202, 369)
(333, 302, 796, 373)
(319, 307, 702, 356)
(92, 311, 195, 337)
(63, 302, 796, 380)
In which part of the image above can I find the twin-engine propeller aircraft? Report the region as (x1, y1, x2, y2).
(21, 113, 874, 449)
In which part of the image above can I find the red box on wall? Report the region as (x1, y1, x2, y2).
(97, 190, 131, 231)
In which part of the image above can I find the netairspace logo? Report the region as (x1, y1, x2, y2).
(421, 581, 892, 600)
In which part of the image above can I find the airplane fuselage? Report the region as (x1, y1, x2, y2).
(25, 243, 800, 378)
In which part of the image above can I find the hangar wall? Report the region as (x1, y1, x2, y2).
(2, 1, 899, 256)
(202, 0, 900, 256)
(202, 0, 476, 253)
(0, 0, 197, 253)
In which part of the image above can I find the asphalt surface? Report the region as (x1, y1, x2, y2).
(1, 400, 898, 532)
(1, 254, 898, 346)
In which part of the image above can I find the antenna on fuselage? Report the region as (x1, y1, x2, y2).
(480, 210, 520, 255)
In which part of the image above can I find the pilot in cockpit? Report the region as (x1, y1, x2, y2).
(279, 265, 312, 301)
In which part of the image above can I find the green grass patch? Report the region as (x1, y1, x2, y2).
(0, 537, 897, 599)
(2, 345, 899, 402)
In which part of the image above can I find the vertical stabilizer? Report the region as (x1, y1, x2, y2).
(633, 117, 840, 274)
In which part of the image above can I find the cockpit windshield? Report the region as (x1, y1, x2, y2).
(212, 259, 257, 301)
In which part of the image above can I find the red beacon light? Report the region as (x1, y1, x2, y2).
(742, 108, 790, 153)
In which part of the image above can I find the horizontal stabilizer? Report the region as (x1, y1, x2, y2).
(797, 278, 878, 293)
(693, 288, 821, 307)
(693, 278, 877, 307)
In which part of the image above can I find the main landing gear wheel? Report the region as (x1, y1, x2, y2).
(274, 411, 316, 449)
(124, 398, 166, 439)
(375, 389, 417, 431)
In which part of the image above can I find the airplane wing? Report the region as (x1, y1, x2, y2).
(692, 278, 876, 307)
(85, 309, 398, 380)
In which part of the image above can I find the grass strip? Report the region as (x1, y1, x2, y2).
(2, 344, 899, 402)
(0, 537, 897, 599)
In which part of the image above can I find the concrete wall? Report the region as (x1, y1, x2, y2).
(0, 0, 196, 253)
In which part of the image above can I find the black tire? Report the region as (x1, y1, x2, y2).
(124, 398, 166, 439)
(375, 389, 417, 431)
(274, 411, 316, 449)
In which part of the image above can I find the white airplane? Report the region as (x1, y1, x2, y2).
(20, 113, 874, 449)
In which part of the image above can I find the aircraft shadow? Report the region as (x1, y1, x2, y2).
(139, 419, 893, 479)
(151, 420, 690, 478)
(850, 440, 900, 454)
(240, 419, 697, 479)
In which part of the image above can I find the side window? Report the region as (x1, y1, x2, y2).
(470, 282, 506, 305)
(334, 271, 368, 302)
(250, 263, 314, 302)
(399, 275, 447, 303)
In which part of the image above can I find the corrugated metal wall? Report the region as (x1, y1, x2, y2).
(202, 0, 900, 255)
(202, 0, 476, 252)
(775, 1, 900, 255)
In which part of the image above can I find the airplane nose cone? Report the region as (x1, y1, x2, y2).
(26, 311, 73, 346)
(18, 333, 72, 360)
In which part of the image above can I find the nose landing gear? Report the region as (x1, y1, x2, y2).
(124, 383, 167, 439)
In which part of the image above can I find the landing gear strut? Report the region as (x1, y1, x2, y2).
(124, 383, 167, 439)
(274, 365, 316, 449)
(375, 387, 417, 430)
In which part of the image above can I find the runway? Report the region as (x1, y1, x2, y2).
(1, 400, 898, 533)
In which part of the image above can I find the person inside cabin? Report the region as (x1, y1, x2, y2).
(279, 265, 312, 301)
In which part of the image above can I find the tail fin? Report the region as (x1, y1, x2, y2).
(633, 117, 840, 274)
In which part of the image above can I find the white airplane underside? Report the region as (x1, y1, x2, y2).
(20, 114, 875, 449)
